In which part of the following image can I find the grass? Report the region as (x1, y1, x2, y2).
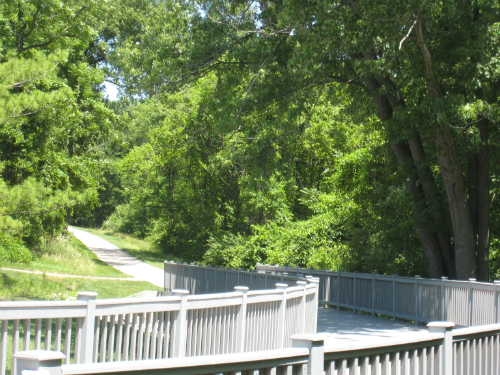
(74, 227, 183, 269)
(2, 233, 131, 278)
(0, 269, 161, 301)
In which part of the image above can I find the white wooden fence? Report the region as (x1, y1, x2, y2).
(13, 323, 500, 375)
(0, 281, 319, 375)
(255, 264, 500, 327)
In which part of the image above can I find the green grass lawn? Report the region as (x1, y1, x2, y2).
(0, 269, 161, 301)
(2, 234, 131, 278)
(74, 227, 184, 269)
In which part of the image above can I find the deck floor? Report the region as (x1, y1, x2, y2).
(316, 306, 429, 347)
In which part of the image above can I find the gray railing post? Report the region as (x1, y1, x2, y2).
(297, 281, 308, 333)
(392, 274, 398, 320)
(441, 277, 448, 321)
(309, 277, 320, 331)
(495, 281, 500, 324)
(427, 322, 455, 375)
(77, 292, 98, 364)
(171, 289, 189, 357)
(337, 270, 341, 310)
(13, 351, 65, 375)
(164, 261, 168, 291)
(353, 272, 357, 313)
(234, 286, 249, 353)
(322, 269, 327, 302)
(372, 273, 377, 317)
(276, 283, 288, 348)
(225, 268, 229, 292)
(414, 275, 420, 324)
(468, 278, 476, 327)
(291, 335, 325, 375)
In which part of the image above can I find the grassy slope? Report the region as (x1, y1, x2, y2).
(0, 269, 161, 301)
(2, 234, 131, 278)
(75, 227, 183, 269)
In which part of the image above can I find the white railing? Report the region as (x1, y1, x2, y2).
(0, 281, 318, 375)
(164, 261, 306, 294)
(257, 264, 500, 327)
(13, 323, 500, 375)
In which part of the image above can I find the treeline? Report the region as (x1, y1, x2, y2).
(3, 0, 500, 281)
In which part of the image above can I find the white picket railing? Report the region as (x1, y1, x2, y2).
(0, 281, 319, 375)
(13, 323, 500, 375)
(256, 264, 500, 327)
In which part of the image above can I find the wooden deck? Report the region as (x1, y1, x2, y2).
(316, 306, 429, 347)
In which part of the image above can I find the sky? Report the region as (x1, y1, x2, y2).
(103, 81, 119, 101)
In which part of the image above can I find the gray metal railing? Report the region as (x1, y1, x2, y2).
(256, 264, 500, 327)
(163, 261, 308, 294)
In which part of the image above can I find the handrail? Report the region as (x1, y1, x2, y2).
(256, 264, 500, 327)
(0, 281, 319, 375)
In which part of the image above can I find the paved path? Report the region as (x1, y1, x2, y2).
(68, 227, 164, 288)
(317, 306, 428, 347)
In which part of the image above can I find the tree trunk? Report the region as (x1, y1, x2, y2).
(416, 19, 476, 279)
(363, 76, 445, 277)
(434, 122, 476, 279)
(408, 134, 456, 279)
(477, 121, 491, 281)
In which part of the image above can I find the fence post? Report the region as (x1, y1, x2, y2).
(495, 281, 500, 324)
(309, 278, 320, 332)
(163, 260, 168, 292)
(427, 322, 455, 375)
(468, 278, 476, 327)
(225, 268, 229, 292)
(372, 273, 377, 317)
(276, 284, 288, 348)
(392, 274, 398, 320)
(337, 270, 341, 310)
(234, 286, 249, 353)
(13, 350, 66, 375)
(414, 275, 420, 324)
(291, 335, 325, 375)
(297, 281, 308, 333)
(77, 292, 98, 364)
(441, 277, 448, 321)
(353, 272, 357, 313)
(322, 269, 327, 303)
(171, 289, 189, 358)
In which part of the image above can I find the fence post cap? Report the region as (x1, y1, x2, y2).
(291, 334, 327, 347)
(414, 275, 421, 278)
(77, 292, 98, 301)
(468, 278, 476, 281)
(305, 275, 313, 279)
(308, 277, 320, 284)
(172, 289, 189, 296)
(427, 321, 455, 332)
(296, 281, 307, 286)
(275, 283, 288, 290)
(13, 351, 66, 362)
(441, 276, 448, 280)
(234, 286, 249, 292)
(494, 280, 500, 284)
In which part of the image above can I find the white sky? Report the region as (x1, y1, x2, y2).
(102, 81, 119, 101)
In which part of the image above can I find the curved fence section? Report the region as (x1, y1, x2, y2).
(0, 281, 318, 375)
(163, 262, 306, 294)
(256, 264, 500, 327)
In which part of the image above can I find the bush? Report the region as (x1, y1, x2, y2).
(0, 232, 32, 263)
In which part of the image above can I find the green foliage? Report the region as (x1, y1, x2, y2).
(0, 232, 31, 263)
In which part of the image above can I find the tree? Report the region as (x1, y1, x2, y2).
(110, 0, 500, 280)
(0, 0, 115, 247)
